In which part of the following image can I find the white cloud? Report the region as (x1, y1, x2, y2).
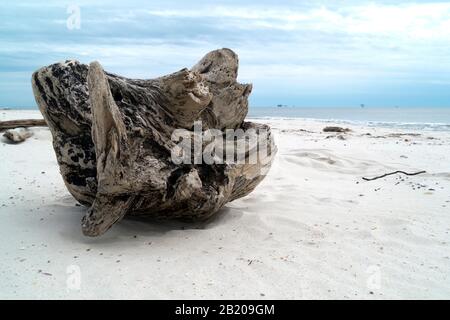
(2, 1, 450, 106)
(144, 3, 450, 40)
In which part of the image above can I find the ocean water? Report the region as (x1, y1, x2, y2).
(3, 106, 450, 132)
(248, 107, 450, 131)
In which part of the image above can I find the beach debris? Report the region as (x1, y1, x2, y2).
(362, 170, 427, 182)
(281, 128, 314, 134)
(0, 119, 46, 131)
(323, 126, 351, 133)
(32, 48, 277, 237)
(387, 133, 421, 138)
(2, 127, 33, 143)
(325, 134, 346, 140)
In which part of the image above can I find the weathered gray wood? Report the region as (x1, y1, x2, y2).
(32, 49, 276, 237)
(323, 126, 351, 133)
(3, 128, 33, 143)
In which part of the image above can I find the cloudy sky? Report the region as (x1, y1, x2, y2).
(1, 0, 450, 107)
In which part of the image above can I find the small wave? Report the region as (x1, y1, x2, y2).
(365, 121, 450, 131)
(247, 116, 450, 132)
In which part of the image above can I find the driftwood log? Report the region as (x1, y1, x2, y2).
(0, 119, 47, 131)
(323, 126, 351, 133)
(32, 48, 276, 237)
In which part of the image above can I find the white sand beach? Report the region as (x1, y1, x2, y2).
(1, 109, 449, 299)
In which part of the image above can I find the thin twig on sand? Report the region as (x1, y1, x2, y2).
(362, 170, 426, 181)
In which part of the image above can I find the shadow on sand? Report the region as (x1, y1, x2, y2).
(45, 201, 243, 245)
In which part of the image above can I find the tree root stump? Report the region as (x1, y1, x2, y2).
(32, 48, 276, 237)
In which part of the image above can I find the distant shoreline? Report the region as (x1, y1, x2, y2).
(3, 107, 450, 131)
(3, 106, 450, 110)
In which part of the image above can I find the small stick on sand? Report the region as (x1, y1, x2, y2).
(0, 119, 47, 131)
(362, 170, 427, 181)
